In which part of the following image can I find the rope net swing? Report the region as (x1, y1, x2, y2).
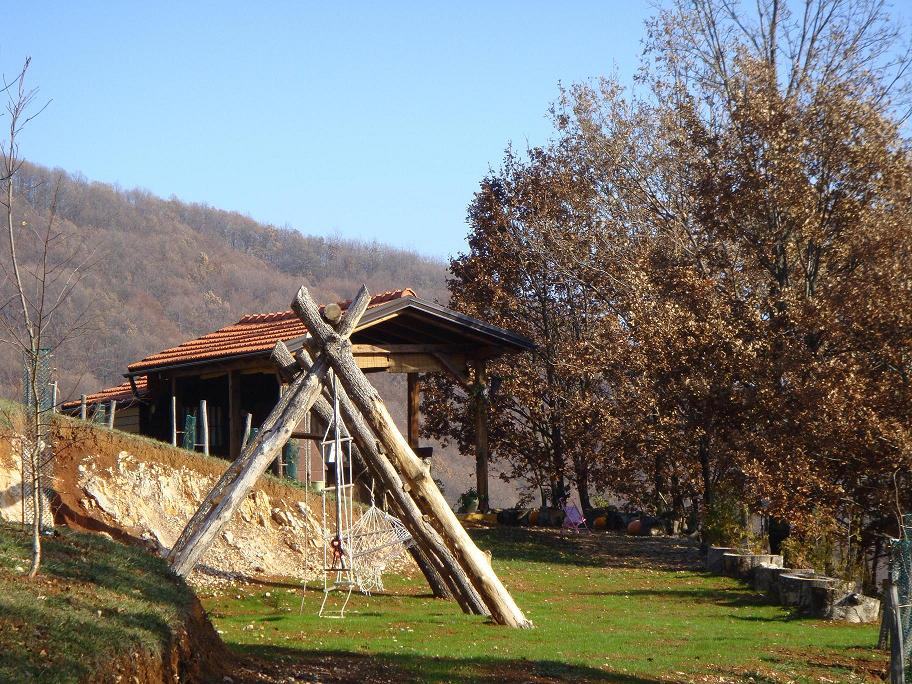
(315, 372, 413, 617)
(318, 373, 356, 619)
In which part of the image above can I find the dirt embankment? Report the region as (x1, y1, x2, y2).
(1, 421, 326, 586)
(0, 422, 331, 682)
(89, 597, 231, 684)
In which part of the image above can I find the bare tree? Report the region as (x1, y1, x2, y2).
(0, 58, 92, 576)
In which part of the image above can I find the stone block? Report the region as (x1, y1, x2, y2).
(827, 592, 881, 624)
(722, 553, 783, 580)
(706, 546, 735, 573)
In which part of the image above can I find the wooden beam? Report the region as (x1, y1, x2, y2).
(434, 353, 471, 386)
(128, 375, 140, 399)
(407, 373, 420, 450)
(241, 413, 252, 450)
(200, 400, 209, 456)
(351, 343, 494, 355)
(355, 354, 390, 371)
(163, 358, 277, 379)
(388, 353, 447, 374)
(171, 395, 178, 446)
(474, 360, 490, 514)
(229, 370, 241, 459)
(323, 302, 343, 324)
(274, 381, 285, 477)
(171, 376, 179, 446)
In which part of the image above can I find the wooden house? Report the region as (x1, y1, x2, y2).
(65, 289, 533, 505)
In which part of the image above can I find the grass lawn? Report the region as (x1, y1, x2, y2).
(0, 523, 200, 683)
(201, 527, 886, 683)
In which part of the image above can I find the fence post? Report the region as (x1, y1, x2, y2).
(51, 382, 58, 414)
(891, 580, 904, 684)
(107, 400, 116, 429)
(80, 395, 87, 421)
(200, 399, 209, 456)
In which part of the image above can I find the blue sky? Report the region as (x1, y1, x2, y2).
(4, 2, 654, 259)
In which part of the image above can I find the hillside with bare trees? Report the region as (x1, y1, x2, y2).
(0, 161, 449, 402)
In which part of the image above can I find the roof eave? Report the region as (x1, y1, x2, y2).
(125, 295, 535, 377)
(356, 295, 536, 351)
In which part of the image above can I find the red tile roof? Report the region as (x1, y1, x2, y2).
(61, 376, 149, 410)
(127, 288, 416, 373)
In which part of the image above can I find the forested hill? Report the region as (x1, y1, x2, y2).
(2, 162, 450, 401)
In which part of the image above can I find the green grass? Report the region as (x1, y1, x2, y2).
(0, 523, 196, 683)
(201, 527, 885, 683)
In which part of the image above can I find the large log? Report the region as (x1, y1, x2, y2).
(293, 286, 532, 628)
(406, 546, 450, 599)
(283, 342, 487, 615)
(167, 286, 371, 577)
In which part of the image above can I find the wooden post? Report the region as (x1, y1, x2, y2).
(890, 582, 905, 684)
(293, 287, 531, 628)
(407, 372, 420, 450)
(301, 410, 312, 483)
(200, 400, 209, 456)
(229, 369, 241, 459)
(171, 376, 179, 447)
(274, 382, 285, 477)
(287, 343, 485, 614)
(107, 400, 117, 429)
(80, 395, 87, 421)
(167, 287, 372, 577)
(241, 413, 253, 450)
(407, 546, 451, 600)
(171, 395, 178, 447)
(51, 382, 58, 414)
(474, 360, 490, 513)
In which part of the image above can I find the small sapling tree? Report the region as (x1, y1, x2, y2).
(0, 58, 92, 576)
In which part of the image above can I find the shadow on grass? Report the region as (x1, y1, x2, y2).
(0, 524, 194, 683)
(233, 644, 664, 683)
(590, 587, 799, 620)
(41, 531, 193, 612)
(468, 527, 700, 571)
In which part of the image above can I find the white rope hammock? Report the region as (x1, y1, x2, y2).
(346, 504, 413, 594)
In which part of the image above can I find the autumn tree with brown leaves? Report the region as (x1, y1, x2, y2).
(425, 0, 912, 578)
(421, 144, 617, 512)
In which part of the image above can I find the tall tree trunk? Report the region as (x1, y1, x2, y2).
(699, 436, 712, 512)
(654, 451, 666, 514)
(573, 455, 592, 513)
(698, 435, 713, 554)
(26, 353, 42, 578)
(550, 422, 566, 508)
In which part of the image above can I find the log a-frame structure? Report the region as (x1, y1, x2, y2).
(168, 285, 532, 628)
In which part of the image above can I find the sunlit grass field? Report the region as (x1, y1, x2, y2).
(201, 527, 884, 683)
